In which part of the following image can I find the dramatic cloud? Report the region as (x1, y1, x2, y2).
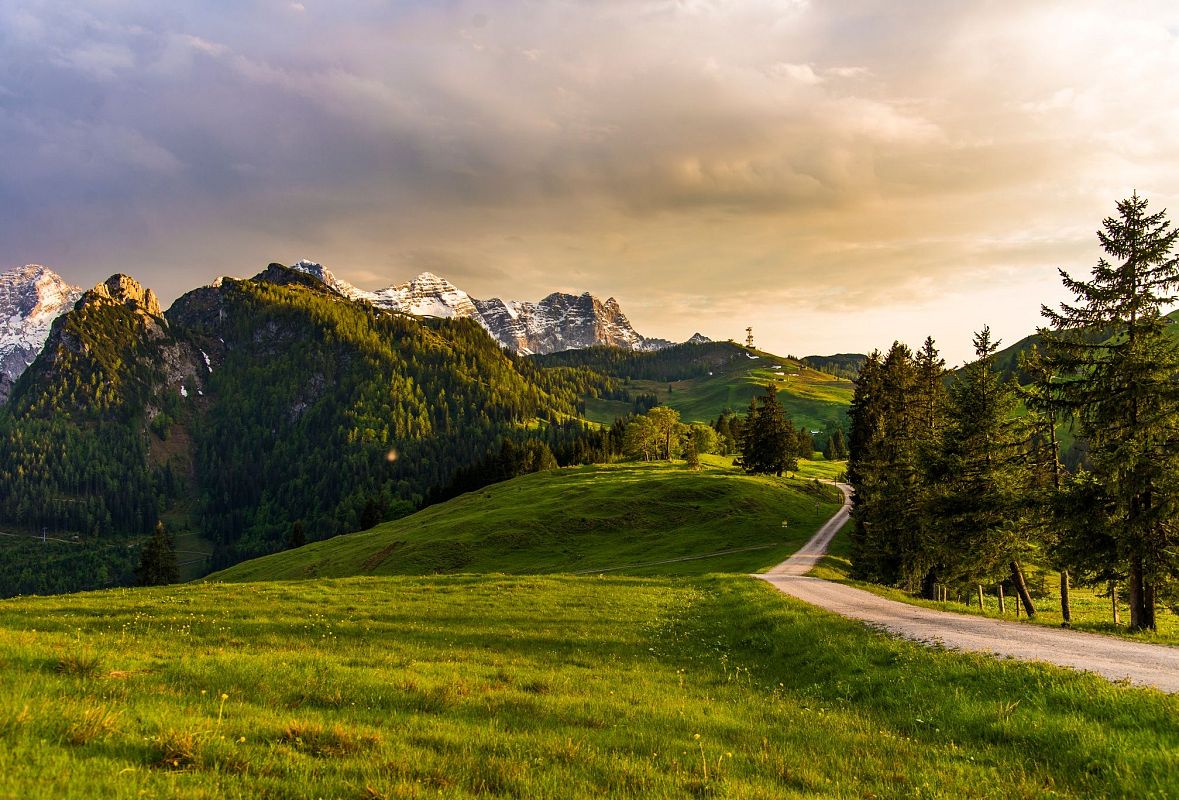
(2, 0, 1178, 360)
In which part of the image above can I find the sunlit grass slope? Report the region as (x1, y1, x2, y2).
(584, 349, 853, 430)
(1, 575, 1175, 798)
(210, 457, 841, 583)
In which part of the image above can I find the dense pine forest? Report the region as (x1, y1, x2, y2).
(848, 195, 1179, 631)
(0, 266, 621, 596)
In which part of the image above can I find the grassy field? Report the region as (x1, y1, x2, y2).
(2, 573, 1177, 798)
(812, 520, 1179, 647)
(584, 350, 853, 431)
(5, 459, 1176, 798)
(210, 456, 843, 583)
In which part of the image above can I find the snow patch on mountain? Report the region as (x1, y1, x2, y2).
(289, 261, 678, 355)
(0, 265, 83, 403)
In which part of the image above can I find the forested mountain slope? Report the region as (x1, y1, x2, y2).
(0, 265, 613, 596)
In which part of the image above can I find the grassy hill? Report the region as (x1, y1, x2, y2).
(572, 344, 853, 431)
(209, 456, 842, 583)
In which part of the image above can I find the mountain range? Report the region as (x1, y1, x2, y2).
(0, 261, 697, 400)
(286, 260, 679, 355)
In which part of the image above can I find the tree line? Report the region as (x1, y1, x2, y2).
(848, 195, 1179, 630)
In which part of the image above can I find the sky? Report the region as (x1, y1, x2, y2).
(3, 1, 1179, 364)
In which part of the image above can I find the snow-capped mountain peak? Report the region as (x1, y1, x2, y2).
(289, 259, 366, 301)
(0, 264, 83, 403)
(285, 260, 678, 356)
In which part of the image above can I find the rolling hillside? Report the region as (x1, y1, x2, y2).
(543, 342, 853, 431)
(210, 457, 842, 583)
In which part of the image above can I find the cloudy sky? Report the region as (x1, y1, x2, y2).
(3, 1, 1178, 363)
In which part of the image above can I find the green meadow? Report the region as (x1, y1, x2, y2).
(583, 351, 853, 431)
(1, 459, 1176, 798)
(210, 457, 842, 583)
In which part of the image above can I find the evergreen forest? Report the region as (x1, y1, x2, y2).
(847, 195, 1179, 630)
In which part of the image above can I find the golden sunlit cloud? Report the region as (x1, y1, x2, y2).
(2, 1, 1177, 362)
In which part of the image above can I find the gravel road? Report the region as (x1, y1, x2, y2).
(756, 483, 1179, 693)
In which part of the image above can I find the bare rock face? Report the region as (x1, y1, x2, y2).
(0, 265, 83, 404)
(86, 274, 162, 317)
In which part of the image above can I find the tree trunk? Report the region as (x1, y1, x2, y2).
(1111, 583, 1120, 626)
(1010, 560, 1036, 617)
(998, 584, 1005, 614)
(1128, 556, 1156, 630)
(921, 570, 938, 601)
(977, 584, 985, 611)
(1060, 570, 1071, 627)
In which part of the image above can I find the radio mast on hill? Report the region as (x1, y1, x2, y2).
(745, 327, 754, 349)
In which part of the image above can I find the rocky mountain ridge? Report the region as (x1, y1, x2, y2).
(288, 260, 683, 355)
(0, 260, 706, 403)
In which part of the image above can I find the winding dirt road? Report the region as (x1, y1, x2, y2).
(756, 484, 1179, 693)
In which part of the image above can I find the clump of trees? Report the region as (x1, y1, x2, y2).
(621, 406, 720, 465)
(848, 194, 1179, 630)
(620, 390, 821, 476)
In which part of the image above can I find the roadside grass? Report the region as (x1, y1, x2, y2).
(209, 457, 843, 584)
(1, 573, 1175, 798)
(811, 520, 1179, 647)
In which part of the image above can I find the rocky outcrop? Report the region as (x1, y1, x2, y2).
(85, 274, 162, 318)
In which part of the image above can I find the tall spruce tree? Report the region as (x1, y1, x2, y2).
(1017, 345, 1073, 620)
(933, 328, 1037, 613)
(137, 521, 179, 586)
(1041, 193, 1179, 630)
(738, 385, 797, 476)
(847, 344, 931, 586)
(847, 351, 888, 579)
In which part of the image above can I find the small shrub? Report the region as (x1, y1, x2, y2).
(153, 729, 199, 770)
(64, 704, 121, 746)
(55, 652, 104, 679)
(279, 721, 380, 758)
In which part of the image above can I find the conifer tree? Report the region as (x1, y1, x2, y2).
(1041, 193, 1179, 630)
(287, 520, 306, 549)
(933, 327, 1036, 613)
(738, 385, 797, 475)
(828, 428, 848, 460)
(913, 336, 948, 437)
(137, 521, 179, 586)
(796, 425, 814, 460)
